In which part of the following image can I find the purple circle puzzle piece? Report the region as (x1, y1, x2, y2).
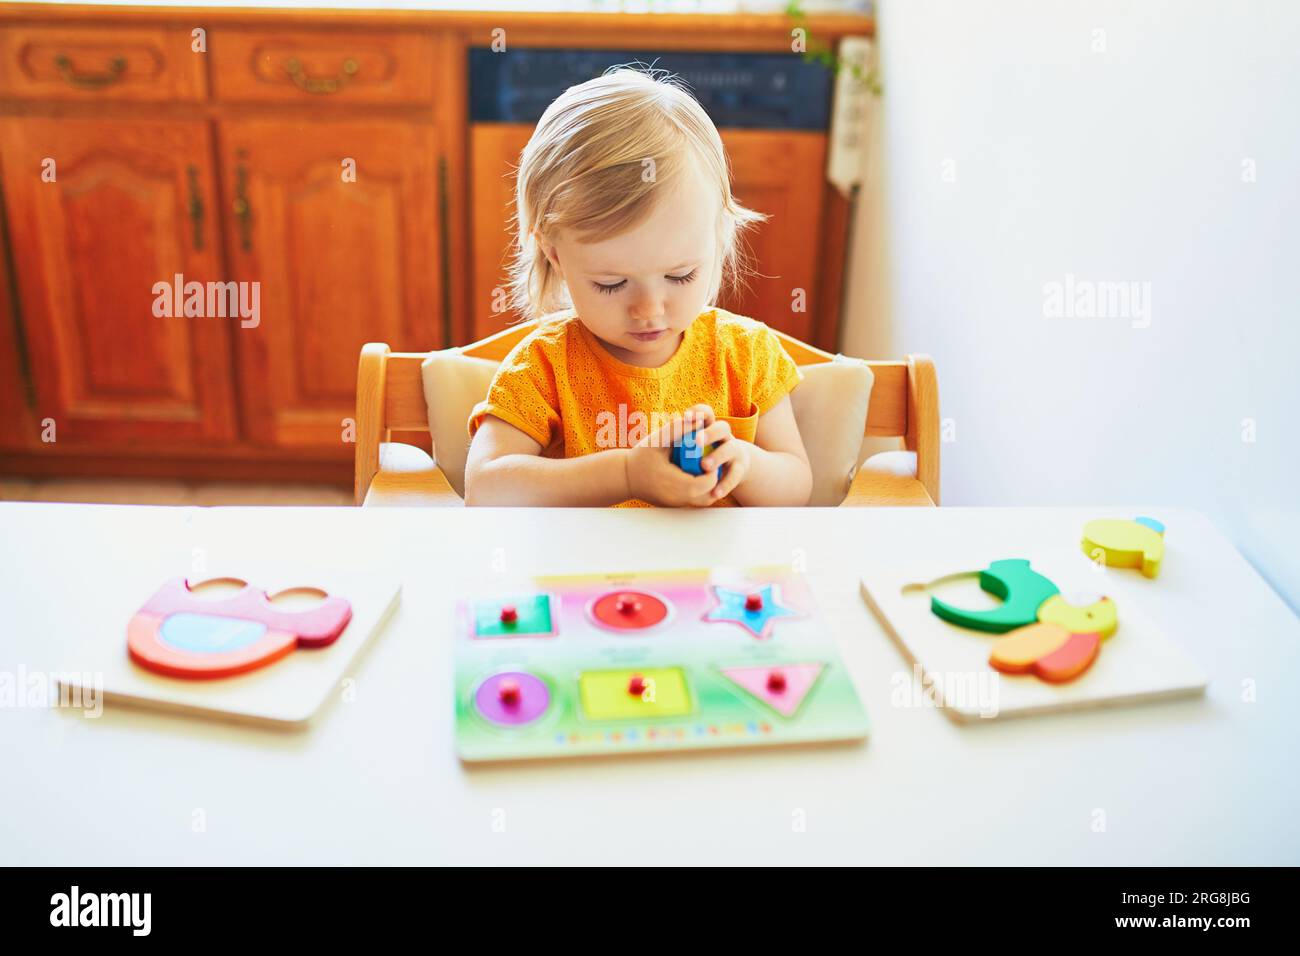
(474, 671, 551, 727)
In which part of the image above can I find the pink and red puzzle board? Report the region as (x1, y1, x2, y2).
(127, 577, 354, 679)
(59, 573, 401, 727)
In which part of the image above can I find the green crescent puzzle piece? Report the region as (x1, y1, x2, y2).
(930, 559, 1061, 634)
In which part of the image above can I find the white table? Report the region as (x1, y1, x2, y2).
(1, 502, 1296, 865)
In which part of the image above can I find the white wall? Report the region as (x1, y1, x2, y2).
(842, 0, 1300, 612)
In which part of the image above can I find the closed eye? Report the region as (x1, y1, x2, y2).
(590, 268, 699, 296)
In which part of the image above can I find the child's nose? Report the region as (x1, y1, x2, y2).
(630, 293, 665, 322)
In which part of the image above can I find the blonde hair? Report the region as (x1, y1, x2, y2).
(506, 65, 767, 322)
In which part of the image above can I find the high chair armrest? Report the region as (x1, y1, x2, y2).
(362, 442, 465, 508)
(839, 451, 936, 507)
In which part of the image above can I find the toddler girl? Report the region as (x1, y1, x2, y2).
(465, 67, 812, 508)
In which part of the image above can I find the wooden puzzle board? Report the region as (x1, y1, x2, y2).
(59, 571, 401, 728)
(861, 546, 1207, 722)
(454, 565, 870, 762)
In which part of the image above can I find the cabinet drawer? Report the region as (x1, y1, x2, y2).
(212, 30, 435, 104)
(0, 26, 206, 101)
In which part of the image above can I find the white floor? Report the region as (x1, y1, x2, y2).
(0, 478, 353, 507)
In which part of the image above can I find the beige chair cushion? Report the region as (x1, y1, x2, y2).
(422, 350, 498, 498)
(422, 349, 873, 506)
(789, 356, 874, 506)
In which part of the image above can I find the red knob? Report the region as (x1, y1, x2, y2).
(616, 594, 641, 615)
(766, 670, 787, 693)
(628, 674, 647, 696)
(745, 592, 764, 611)
(500, 604, 518, 624)
(498, 678, 521, 705)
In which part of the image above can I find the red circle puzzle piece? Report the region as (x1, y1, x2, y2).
(589, 589, 670, 631)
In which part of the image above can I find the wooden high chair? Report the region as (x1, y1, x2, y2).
(354, 322, 940, 508)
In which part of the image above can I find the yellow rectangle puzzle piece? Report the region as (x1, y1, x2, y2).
(578, 668, 692, 720)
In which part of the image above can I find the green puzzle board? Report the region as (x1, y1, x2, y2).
(453, 566, 870, 762)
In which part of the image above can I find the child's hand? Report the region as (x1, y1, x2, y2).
(696, 424, 755, 503)
(626, 405, 720, 507)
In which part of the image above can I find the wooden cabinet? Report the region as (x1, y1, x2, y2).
(219, 119, 440, 451)
(0, 117, 236, 444)
(0, 5, 870, 483)
(0, 24, 205, 102)
(468, 123, 531, 342)
(210, 29, 436, 104)
(716, 130, 829, 346)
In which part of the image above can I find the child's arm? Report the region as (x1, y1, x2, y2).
(465, 411, 722, 507)
(692, 397, 813, 507)
(465, 415, 630, 506)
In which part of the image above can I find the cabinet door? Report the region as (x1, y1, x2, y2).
(0, 227, 32, 451)
(220, 119, 440, 450)
(718, 130, 828, 345)
(468, 124, 532, 343)
(0, 118, 235, 443)
(469, 125, 829, 345)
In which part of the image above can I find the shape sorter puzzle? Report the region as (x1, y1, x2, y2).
(453, 566, 870, 762)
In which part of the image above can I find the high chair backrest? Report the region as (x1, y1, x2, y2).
(355, 320, 939, 506)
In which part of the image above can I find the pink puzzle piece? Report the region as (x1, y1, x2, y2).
(720, 663, 825, 718)
(128, 577, 352, 680)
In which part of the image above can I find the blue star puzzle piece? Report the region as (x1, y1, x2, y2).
(703, 584, 798, 639)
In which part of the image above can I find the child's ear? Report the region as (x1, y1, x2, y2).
(534, 230, 562, 276)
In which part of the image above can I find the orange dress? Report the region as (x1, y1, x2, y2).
(467, 307, 803, 507)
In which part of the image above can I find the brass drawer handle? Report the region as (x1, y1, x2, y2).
(233, 154, 252, 252)
(186, 165, 205, 252)
(284, 56, 358, 94)
(54, 53, 127, 89)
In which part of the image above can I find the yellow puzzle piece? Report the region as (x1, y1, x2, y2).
(1037, 594, 1119, 638)
(578, 667, 692, 720)
(1081, 517, 1165, 578)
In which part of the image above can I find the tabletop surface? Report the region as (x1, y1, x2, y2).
(1, 501, 1296, 865)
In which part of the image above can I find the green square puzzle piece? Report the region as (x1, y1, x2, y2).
(473, 594, 554, 638)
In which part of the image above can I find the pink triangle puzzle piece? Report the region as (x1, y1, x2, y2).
(720, 663, 825, 718)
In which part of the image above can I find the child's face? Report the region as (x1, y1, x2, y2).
(539, 160, 719, 367)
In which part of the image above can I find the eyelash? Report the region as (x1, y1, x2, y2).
(591, 268, 699, 296)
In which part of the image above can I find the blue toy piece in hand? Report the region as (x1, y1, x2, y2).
(671, 429, 727, 479)
(670, 429, 708, 475)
